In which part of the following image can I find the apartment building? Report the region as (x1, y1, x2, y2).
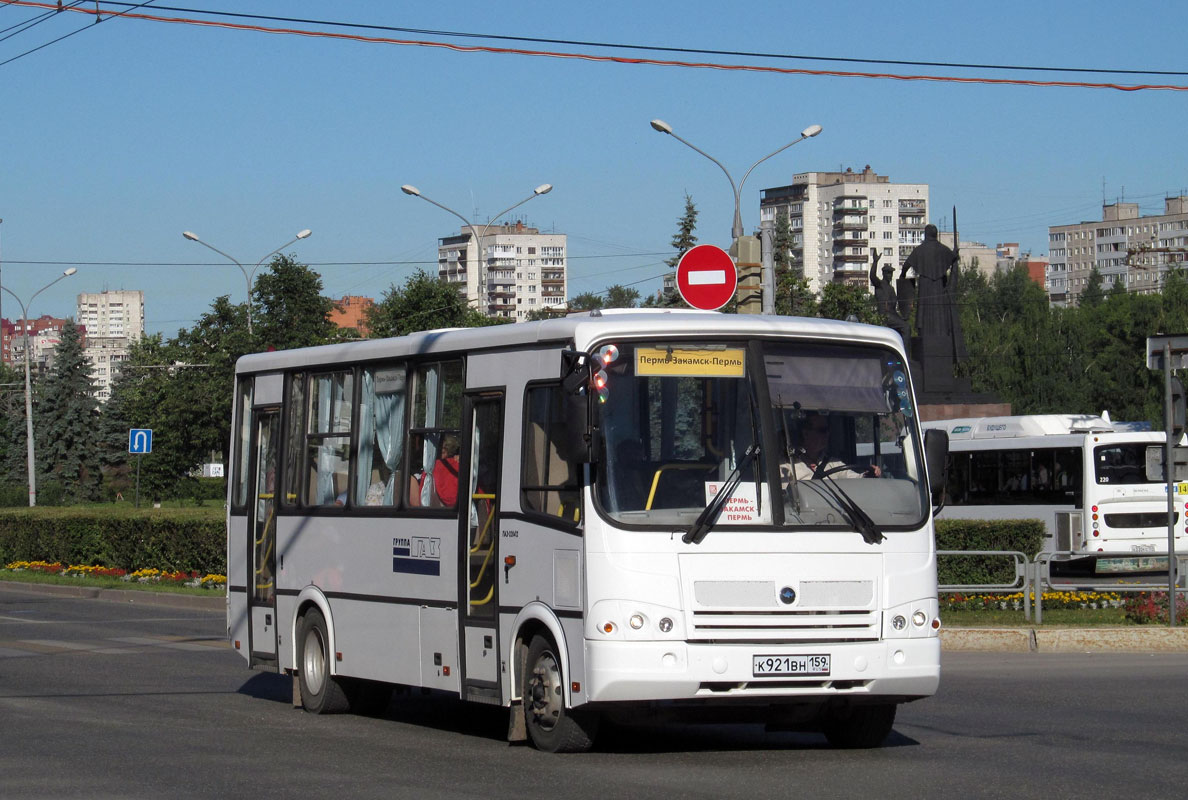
(1047, 197, 1188, 306)
(437, 221, 567, 320)
(76, 289, 144, 402)
(760, 166, 929, 294)
(0, 314, 74, 376)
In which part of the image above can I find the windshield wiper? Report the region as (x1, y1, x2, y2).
(814, 474, 885, 545)
(683, 443, 760, 545)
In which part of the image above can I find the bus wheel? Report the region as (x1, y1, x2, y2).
(821, 703, 896, 749)
(297, 608, 350, 714)
(522, 634, 598, 753)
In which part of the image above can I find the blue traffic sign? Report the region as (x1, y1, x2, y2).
(128, 429, 153, 454)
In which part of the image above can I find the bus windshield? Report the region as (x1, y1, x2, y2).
(594, 340, 927, 531)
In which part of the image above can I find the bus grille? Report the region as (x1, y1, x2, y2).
(688, 608, 880, 643)
(689, 580, 878, 643)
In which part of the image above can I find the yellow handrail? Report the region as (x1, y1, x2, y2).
(469, 538, 495, 590)
(646, 464, 713, 510)
(469, 584, 494, 607)
(469, 492, 496, 553)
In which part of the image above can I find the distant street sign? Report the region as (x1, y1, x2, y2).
(128, 428, 153, 454)
(1146, 335, 1188, 370)
(676, 244, 737, 311)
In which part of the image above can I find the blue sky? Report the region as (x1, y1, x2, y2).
(2, 0, 1185, 334)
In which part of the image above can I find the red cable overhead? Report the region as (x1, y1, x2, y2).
(8, 0, 1188, 92)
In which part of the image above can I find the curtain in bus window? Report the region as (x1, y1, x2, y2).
(375, 380, 405, 505)
(316, 377, 335, 504)
(355, 370, 376, 504)
(419, 367, 440, 506)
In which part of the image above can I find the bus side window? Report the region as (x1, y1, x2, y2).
(522, 383, 581, 524)
(303, 370, 354, 507)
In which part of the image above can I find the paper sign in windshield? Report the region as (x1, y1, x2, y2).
(636, 347, 746, 378)
(703, 480, 771, 525)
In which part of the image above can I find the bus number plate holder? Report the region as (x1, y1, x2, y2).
(752, 654, 830, 677)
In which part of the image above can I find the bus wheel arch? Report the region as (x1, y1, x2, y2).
(521, 632, 599, 752)
(509, 603, 571, 707)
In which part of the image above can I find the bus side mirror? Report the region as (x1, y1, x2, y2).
(561, 350, 594, 464)
(923, 429, 949, 495)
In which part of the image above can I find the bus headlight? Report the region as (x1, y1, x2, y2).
(912, 610, 927, 627)
(629, 614, 645, 630)
(658, 617, 673, 633)
(891, 615, 907, 630)
(589, 600, 683, 640)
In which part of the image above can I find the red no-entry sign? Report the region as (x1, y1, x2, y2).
(676, 244, 737, 310)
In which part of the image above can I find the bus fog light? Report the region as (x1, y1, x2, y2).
(912, 611, 927, 627)
(891, 615, 907, 630)
(629, 614, 644, 630)
(892, 650, 906, 665)
(658, 617, 673, 633)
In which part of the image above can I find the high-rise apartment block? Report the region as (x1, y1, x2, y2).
(436, 221, 567, 320)
(77, 289, 144, 402)
(1047, 197, 1188, 306)
(760, 166, 929, 294)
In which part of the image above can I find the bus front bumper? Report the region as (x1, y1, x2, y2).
(582, 637, 940, 704)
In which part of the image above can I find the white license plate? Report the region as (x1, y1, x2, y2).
(752, 654, 831, 677)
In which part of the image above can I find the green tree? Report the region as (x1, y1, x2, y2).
(34, 320, 102, 501)
(604, 285, 640, 309)
(665, 193, 699, 270)
(817, 282, 878, 323)
(568, 292, 604, 312)
(252, 254, 339, 350)
(367, 269, 492, 337)
(1079, 267, 1105, 307)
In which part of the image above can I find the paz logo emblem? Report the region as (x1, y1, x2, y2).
(778, 586, 797, 605)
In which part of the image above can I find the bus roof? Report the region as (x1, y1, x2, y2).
(234, 310, 905, 375)
(921, 414, 1115, 439)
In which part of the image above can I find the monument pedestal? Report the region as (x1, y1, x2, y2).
(909, 336, 1009, 421)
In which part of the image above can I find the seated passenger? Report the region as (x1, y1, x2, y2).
(432, 434, 461, 507)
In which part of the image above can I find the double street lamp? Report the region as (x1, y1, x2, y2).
(182, 229, 312, 334)
(400, 184, 552, 317)
(1, 267, 78, 507)
(650, 119, 823, 312)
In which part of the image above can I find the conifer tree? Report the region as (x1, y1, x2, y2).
(35, 320, 102, 501)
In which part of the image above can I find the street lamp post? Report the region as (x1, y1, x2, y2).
(650, 119, 823, 314)
(400, 184, 552, 318)
(1, 267, 78, 507)
(182, 229, 312, 334)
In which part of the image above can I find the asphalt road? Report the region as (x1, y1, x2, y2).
(2, 586, 1185, 800)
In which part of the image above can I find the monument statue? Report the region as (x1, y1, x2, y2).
(902, 223, 967, 364)
(868, 250, 909, 344)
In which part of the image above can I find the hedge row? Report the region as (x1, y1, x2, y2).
(936, 518, 1046, 587)
(0, 508, 225, 575)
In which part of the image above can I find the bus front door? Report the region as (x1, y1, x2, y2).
(459, 392, 503, 702)
(248, 409, 280, 666)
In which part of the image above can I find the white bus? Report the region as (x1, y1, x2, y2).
(227, 310, 948, 752)
(921, 414, 1184, 563)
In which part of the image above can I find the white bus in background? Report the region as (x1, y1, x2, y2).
(921, 414, 1185, 567)
(227, 310, 949, 752)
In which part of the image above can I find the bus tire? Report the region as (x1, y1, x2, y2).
(821, 702, 897, 749)
(522, 634, 598, 753)
(297, 608, 350, 714)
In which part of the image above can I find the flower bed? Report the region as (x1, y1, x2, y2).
(943, 590, 1123, 612)
(5, 560, 226, 590)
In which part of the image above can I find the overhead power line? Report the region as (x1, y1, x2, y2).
(0, 0, 157, 69)
(5, 1, 1187, 91)
(50, 1, 1188, 78)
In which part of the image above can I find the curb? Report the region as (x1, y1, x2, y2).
(0, 579, 224, 611)
(941, 626, 1188, 652)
